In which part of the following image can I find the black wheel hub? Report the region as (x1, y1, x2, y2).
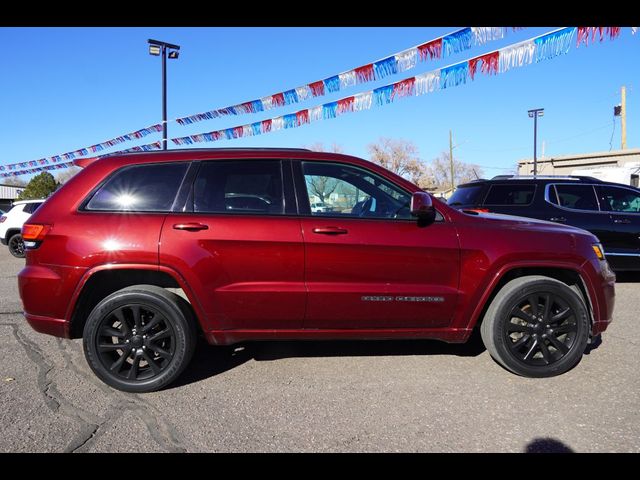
(96, 304, 176, 382)
(505, 292, 578, 367)
(9, 236, 24, 256)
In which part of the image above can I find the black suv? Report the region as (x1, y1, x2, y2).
(448, 175, 640, 271)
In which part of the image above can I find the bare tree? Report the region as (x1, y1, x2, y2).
(1, 176, 27, 187)
(305, 142, 344, 154)
(303, 142, 344, 203)
(366, 137, 431, 188)
(306, 175, 339, 203)
(427, 152, 483, 190)
(55, 166, 82, 184)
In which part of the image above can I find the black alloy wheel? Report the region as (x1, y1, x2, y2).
(83, 285, 196, 393)
(95, 304, 176, 382)
(505, 293, 578, 367)
(8, 233, 25, 258)
(481, 276, 590, 378)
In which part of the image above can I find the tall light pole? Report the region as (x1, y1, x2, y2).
(527, 108, 544, 176)
(148, 39, 181, 150)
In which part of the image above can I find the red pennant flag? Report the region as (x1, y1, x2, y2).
(354, 64, 374, 83)
(337, 96, 355, 114)
(296, 109, 310, 126)
(261, 119, 272, 133)
(468, 57, 481, 80)
(271, 93, 285, 107)
(418, 38, 442, 60)
(309, 81, 325, 97)
(392, 77, 415, 98)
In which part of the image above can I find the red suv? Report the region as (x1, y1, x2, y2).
(18, 148, 616, 392)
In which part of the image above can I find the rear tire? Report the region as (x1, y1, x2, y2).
(83, 285, 196, 393)
(480, 276, 590, 378)
(8, 233, 25, 258)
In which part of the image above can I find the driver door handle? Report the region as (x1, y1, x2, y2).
(173, 222, 209, 231)
(549, 217, 566, 223)
(613, 218, 631, 224)
(312, 227, 348, 235)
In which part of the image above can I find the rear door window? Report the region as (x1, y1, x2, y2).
(553, 184, 599, 211)
(193, 160, 284, 215)
(483, 184, 536, 206)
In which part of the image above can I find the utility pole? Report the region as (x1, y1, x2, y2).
(449, 130, 455, 193)
(528, 108, 544, 176)
(621, 86, 627, 150)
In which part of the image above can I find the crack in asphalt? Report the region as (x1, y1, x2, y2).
(56, 339, 186, 453)
(0, 320, 186, 453)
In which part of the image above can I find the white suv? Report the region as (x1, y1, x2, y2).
(0, 199, 45, 258)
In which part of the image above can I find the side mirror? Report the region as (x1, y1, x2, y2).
(410, 192, 436, 225)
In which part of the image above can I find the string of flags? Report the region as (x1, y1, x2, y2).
(0, 124, 162, 174)
(174, 27, 519, 126)
(1, 26, 631, 178)
(0, 141, 162, 179)
(170, 27, 623, 147)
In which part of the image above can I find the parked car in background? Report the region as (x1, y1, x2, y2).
(310, 201, 331, 213)
(448, 175, 640, 271)
(0, 199, 45, 258)
(18, 149, 614, 392)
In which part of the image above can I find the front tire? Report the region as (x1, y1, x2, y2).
(480, 276, 590, 378)
(8, 233, 25, 258)
(83, 285, 196, 393)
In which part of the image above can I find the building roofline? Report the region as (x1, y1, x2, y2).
(518, 148, 640, 165)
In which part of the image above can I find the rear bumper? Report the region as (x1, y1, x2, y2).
(19, 263, 85, 338)
(24, 312, 71, 338)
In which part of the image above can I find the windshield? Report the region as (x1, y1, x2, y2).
(448, 184, 484, 206)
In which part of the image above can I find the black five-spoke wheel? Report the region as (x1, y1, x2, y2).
(83, 285, 196, 393)
(481, 276, 589, 378)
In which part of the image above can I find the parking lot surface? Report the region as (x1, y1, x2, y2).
(1, 247, 638, 452)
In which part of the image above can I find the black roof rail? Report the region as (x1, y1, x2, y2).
(490, 174, 603, 182)
(97, 147, 313, 158)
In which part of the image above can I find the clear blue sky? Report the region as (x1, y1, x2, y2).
(1, 27, 638, 180)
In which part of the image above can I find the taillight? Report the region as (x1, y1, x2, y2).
(0, 216, 6, 223)
(22, 223, 51, 241)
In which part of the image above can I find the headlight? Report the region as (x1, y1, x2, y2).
(592, 243, 605, 261)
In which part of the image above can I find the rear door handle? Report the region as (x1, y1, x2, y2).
(549, 217, 567, 223)
(312, 227, 348, 235)
(613, 218, 631, 224)
(173, 223, 209, 231)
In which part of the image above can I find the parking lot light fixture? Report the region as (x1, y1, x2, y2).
(147, 39, 181, 150)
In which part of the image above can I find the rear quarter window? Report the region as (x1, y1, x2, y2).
(85, 162, 189, 212)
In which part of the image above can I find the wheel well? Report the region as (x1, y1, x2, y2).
(69, 269, 197, 338)
(5, 228, 21, 241)
(474, 267, 593, 331)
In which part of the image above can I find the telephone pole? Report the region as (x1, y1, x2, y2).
(528, 108, 544, 176)
(621, 86, 627, 149)
(449, 130, 455, 193)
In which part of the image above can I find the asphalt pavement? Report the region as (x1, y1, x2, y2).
(1, 247, 638, 452)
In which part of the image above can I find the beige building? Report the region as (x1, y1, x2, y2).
(518, 148, 640, 185)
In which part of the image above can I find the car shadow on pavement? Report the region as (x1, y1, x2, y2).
(524, 437, 574, 453)
(171, 331, 486, 389)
